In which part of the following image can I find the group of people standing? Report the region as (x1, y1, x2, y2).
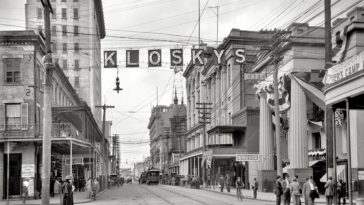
(275, 174, 347, 205)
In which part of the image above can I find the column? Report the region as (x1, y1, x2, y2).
(289, 79, 308, 168)
(70, 140, 73, 176)
(197, 157, 200, 177)
(259, 96, 274, 170)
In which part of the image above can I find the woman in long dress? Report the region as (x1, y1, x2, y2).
(235, 177, 244, 201)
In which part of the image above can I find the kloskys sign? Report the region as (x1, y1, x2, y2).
(103, 49, 246, 68)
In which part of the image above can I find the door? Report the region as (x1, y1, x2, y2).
(3, 153, 22, 198)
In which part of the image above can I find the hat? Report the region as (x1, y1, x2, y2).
(65, 175, 72, 180)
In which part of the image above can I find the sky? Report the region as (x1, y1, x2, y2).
(1, 0, 363, 169)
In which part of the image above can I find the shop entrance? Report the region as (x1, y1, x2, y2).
(3, 153, 22, 198)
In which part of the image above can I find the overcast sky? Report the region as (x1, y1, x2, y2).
(1, 0, 362, 168)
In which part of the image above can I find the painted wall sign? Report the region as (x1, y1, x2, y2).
(324, 51, 364, 85)
(245, 73, 266, 80)
(104, 49, 246, 68)
(104, 51, 117, 68)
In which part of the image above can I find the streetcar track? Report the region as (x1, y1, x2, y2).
(139, 185, 175, 205)
(151, 185, 233, 205)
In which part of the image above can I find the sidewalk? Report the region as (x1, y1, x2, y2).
(0, 190, 105, 205)
(200, 185, 352, 204)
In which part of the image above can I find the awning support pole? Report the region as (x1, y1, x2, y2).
(346, 98, 353, 205)
(332, 107, 337, 205)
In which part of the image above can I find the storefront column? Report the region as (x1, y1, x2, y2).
(70, 140, 73, 176)
(289, 79, 308, 168)
(193, 157, 196, 176)
(259, 96, 274, 170)
(197, 157, 200, 177)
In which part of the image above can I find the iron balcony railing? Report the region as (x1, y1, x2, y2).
(52, 123, 83, 139)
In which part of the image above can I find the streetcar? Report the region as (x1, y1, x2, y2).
(146, 168, 160, 185)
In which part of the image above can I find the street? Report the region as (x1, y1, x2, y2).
(86, 184, 275, 205)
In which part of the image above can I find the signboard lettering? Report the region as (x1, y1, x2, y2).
(22, 164, 35, 178)
(126, 50, 139, 67)
(104, 51, 117, 68)
(170, 49, 183, 66)
(148, 49, 162, 67)
(236, 154, 260, 162)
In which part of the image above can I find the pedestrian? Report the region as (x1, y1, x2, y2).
(308, 177, 319, 205)
(50, 176, 55, 197)
(219, 175, 225, 192)
(302, 178, 311, 205)
(290, 177, 301, 205)
(275, 176, 283, 205)
(325, 176, 335, 205)
(62, 175, 74, 205)
(226, 173, 231, 192)
(337, 179, 346, 205)
(86, 178, 92, 199)
(235, 177, 244, 201)
(252, 178, 258, 199)
(282, 174, 291, 205)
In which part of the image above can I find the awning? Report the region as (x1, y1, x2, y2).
(320, 165, 346, 182)
(207, 125, 245, 134)
(291, 75, 325, 109)
(308, 120, 323, 133)
(283, 160, 322, 173)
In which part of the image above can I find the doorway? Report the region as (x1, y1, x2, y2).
(3, 153, 22, 198)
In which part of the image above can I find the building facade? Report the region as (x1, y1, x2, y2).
(0, 30, 106, 198)
(25, 0, 105, 127)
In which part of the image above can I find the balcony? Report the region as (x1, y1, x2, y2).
(52, 123, 83, 140)
(308, 148, 326, 161)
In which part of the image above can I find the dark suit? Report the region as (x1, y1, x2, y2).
(282, 179, 291, 205)
(275, 179, 283, 205)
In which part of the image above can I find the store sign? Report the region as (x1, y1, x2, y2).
(104, 49, 245, 68)
(324, 51, 364, 85)
(65, 157, 84, 165)
(236, 154, 260, 162)
(22, 164, 35, 178)
(245, 73, 266, 80)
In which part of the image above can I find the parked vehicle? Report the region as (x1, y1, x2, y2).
(126, 177, 132, 184)
(146, 168, 160, 185)
(139, 172, 147, 184)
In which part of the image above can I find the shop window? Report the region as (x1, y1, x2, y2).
(4, 58, 21, 84)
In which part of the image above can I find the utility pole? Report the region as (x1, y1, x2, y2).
(95, 104, 114, 189)
(196, 102, 212, 186)
(40, 1, 53, 204)
(209, 6, 219, 45)
(198, 0, 201, 47)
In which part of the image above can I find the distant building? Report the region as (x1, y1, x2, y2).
(148, 94, 187, 174)
(25, 0, 106, 128)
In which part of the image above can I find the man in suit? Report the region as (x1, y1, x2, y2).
(325, 176, 335, 205)
(275, 176, 283, 205)
(302, 177, 312, 205)
(282, 174, 291, 205)
(252, 178, 258, 199)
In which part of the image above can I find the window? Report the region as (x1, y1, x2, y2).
(73, 8, 79, 19)
(74, 26, 79, 36)
(52, 8, 56, 19)
(4, 58, 21, 84)
(313, 132, 321, 149)
(52, 25, 56, 36)
(74, 76, 80, 87)
(62, 43, 67, 53)
(37, 8, 42, 19)
(4, 104, 27, 130)
(62, 8, 67, 19)
(62, 25, 67, 36)
(51, 42, 57, 53)
(74, 43, 79, 52)
(74, 60, 79, 70)
(38, 25, 43, 34)
(62, 60, 67, 69)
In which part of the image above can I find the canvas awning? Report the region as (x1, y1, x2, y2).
(283, 160, 321, 173)
(291, 75, 325, 109)
(320, 165, 346, 182)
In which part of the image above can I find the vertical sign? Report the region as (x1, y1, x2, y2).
(170, 49, 183, 66)
(233, 48, 246, 65)
(104, 51, 117, 68)
(126, 50, 139, 67)
(148, 49, 162, 67)
(212, 49, 225, 65)
(191, 49, 204, 66)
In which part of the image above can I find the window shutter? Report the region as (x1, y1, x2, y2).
(21, 103, 28, 130)
(0, 104, 4, 131)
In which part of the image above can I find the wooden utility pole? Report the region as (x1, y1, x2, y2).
(209, 6, 219, 45)
(198, 0, 200, 47)
(40, 1, 53, 204)
(95, 104, 114, 189)
(196, 102, 212, 186)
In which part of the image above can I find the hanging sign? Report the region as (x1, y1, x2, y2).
(236, 154, 260, 162)
(126, 50, 139, 67)
(104, 49, 246, 68)
(148, 49, 162, 67)
(104, 51, 117, 68)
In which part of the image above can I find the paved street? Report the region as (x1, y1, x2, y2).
(84, 184, 276, 205)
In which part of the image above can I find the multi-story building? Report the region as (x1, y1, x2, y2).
(0, 30, 106, 198)
(148, 94, 187, 174)
(181, 30, 274, 187)
(25, 0, 105, 127)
